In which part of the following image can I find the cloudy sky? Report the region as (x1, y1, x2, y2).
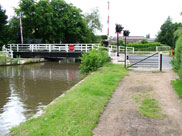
(1, 0, 182, 38)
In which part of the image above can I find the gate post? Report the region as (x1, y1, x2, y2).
(117, 33, 119, 56)
(160, 53, 162, 72)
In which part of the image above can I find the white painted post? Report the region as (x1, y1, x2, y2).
(81, 44, 83, 52)
(49, 44, 51, 52)
(92, 44, 94, 49)
(10, 44, 12, 51)
(86, 44, 88, 53)
(66, 44, 68, 52)
(133, 47, 134, 54)
(17, 44, 19, 52)
(32, 45, 34, 52)
(10, 51, 13, 59)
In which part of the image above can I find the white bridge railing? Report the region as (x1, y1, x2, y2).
(7, 44, 134, 54)
(2, 45, 13, 58)
(7, 44, 100, 53)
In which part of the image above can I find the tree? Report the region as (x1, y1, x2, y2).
(141, 39, 148, 44)
(172, 37, 182, 78)
(0, 5, 8, 49)
(8, 17, 21, 43)
(84, 8, 102, 33)
(10, 0, 96, 43)
(174, 27, 182, 40)
(156, 17, 182, 48)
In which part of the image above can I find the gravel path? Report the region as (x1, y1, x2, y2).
(93, 70, 182, 136)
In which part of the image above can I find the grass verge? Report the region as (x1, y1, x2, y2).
(133, 89, 166, 120)
(171, 79, 182, 99)
(9, 63, 128, 136)
(0, 52, 6, 65)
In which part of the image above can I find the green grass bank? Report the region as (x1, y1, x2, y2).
(171, 79, 182, 99)
(9, 63, 128, 136)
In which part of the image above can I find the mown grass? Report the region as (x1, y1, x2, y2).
(9, 63, 128, 136)
(0, 52, 6, 65)
(138, 98, 166, 119)
(171, 79, 182, 99)
(133, 89, 166, 120)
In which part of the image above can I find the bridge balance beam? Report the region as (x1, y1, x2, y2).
(13, 52, 82, 58)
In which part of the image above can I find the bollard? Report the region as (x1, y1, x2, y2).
(171, 49, 173, 56)
(160, 53, 162, 72)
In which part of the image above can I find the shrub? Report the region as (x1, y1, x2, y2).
(140, 39, 148, 44)
(172, 37, 182, 78)
(80, 46, 110, 74)
(127, 42, 163, 51)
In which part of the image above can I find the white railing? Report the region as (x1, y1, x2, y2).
(156, 46, 171, 52)
(109, 45, 135, 54)
(2, 45, 13, 58)
(7, 44, 100, 53)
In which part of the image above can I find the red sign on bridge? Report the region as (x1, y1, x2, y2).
(69, 44, 75, 51)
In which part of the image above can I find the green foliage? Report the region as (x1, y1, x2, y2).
(127, 42, 162, 51)
(0, 5, 8, 49)
(133, 89, 166, 120)
(171, 80, 182, 99)
(174, 27, 182, 40)
(9, 0, 96, 43)
(80, 47, 110, 74)
(84, 8, 102, 33)
(171, 37, 182, 78)
(10, 64, 128, 136)
(0, 52, 6, 65)
(138, 98, 166, 119)
(24, 59, 40, 64)
(156, 16, 182, 48)
(140, 39, 148, 44)
(119, 40, 124, 46)
(10, 59, 19, 65)
(146, 34, 150, 39)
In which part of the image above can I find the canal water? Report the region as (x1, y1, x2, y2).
(0, 62, 81, 136)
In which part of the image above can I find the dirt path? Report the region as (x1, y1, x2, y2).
(93, 70, 182, 136)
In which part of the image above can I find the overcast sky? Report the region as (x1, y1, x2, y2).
(1, 0, 182, 38)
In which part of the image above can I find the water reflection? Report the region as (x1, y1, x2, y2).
(0, 84, 26, 136)
(0, 62, 81, 136)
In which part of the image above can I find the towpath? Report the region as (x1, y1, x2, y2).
(93, 54, 182, 136)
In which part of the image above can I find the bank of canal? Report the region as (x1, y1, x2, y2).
(8, 63, 127, 136)
(0, 62, 81, 136)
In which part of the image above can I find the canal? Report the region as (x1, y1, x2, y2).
(0, 62, 81, 136)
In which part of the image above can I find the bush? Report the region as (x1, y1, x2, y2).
(172, 37, 182, 78)
(140, 39, 148, 44)
(127, 42, 163, 51)
(80, 46, 110, 74)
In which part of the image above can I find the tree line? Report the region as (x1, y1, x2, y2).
(156, 16, 182, 49)
(0, 0, 103, 49)
(156, 15, 182, 79)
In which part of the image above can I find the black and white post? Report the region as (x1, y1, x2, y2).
(115, 24, 124, 57)
(117, 33, 119, 56)
(123, 30, 130, 68)
(124, 36, 127, 68)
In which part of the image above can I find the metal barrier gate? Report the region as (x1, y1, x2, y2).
(127, 52, 162, 70)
